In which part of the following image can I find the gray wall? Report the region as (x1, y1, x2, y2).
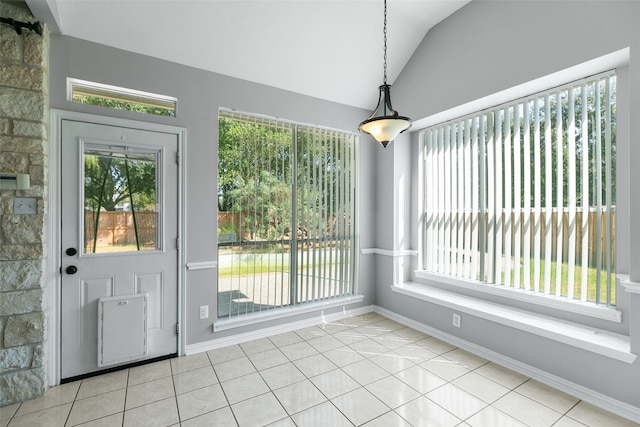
(374, 0, 640, 409)
(49, 35, 376, 345)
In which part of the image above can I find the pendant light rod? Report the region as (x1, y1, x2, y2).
(358, 0, 412, 148)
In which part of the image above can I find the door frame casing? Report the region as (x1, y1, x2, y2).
(49, 109, 187, 386)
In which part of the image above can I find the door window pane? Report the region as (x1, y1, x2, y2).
(83, 145, 160, 254)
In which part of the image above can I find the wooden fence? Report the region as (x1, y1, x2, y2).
(85, 211, 157, 250)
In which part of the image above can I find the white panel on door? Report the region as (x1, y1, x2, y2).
(80, 276, 115, 347)
(98, 293, 148, 367)
(135, 272, 164, 332)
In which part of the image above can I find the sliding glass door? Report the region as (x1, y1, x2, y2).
(217, 111, 357, 319)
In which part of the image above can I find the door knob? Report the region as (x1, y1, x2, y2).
(66, 265, 78, 275)
(66, 248, 77, 256)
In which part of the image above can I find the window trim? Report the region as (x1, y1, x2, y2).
(414, 270, 621, 323)
(413, 49, 630, 324)
(216, 108, 360, 325)
(67, 78, 178, 117)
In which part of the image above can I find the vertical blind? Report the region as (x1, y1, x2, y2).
(421, 72, 616, 306)
(217, 111, 357, 319)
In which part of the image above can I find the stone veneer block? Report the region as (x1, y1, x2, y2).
(0, 243, 44, 261)
(0, 26, 20, 60)
(1, 137, 45, 153)
(0, 152, 28, 173)
(0, 88, 46, 120)
(24, 33, 45, 66)
(0, 259, 44, 291)
(1, 214, 45, 244)
(3, 312, 45, 347)
(0, 346, 33, 371)
(0, 367, 45, 406)
(16, 121, 47, 139)
(0, 64, 43, 91)
(0, 289, 43, 316)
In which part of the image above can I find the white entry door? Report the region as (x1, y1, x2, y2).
(61, 120, 178, 379)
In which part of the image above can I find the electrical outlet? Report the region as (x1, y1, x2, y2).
(452, 313, 461, 328)
(199, 305, 209, 319)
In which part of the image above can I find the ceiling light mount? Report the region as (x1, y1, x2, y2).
(358, 0, 411, 148)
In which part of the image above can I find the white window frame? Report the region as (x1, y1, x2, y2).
(414, 49, 630, 324)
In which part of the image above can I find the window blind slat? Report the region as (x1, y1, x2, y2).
(580, 85, 590, 302)
(567, 89, 577, 300)
(544, 98, 553, 295)
(533, 99, 542, 293)
(523, 101, 532, 291)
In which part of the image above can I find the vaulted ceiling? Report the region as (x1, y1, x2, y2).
(27, 0, 470, 109)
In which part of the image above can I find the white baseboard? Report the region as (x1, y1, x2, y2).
(373, 305, 640, 424)
(185, 305, 374, 355)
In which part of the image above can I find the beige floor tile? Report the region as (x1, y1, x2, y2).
(421, 356, 470, 381)
(442, 348, 489, 370)
(172, 365, 218, 395)
(452, 371, 510, 403)
(268, 331, 304, 347)
(394, 364, 447, 394)
(127, 360, 172, 386)
(332, 329, 367, 345)
(349, 338, 389, 357)
(260, 362, 306, 390)
(306, 335, 344, 353)
(415, 337, 456, 354)
(322, 346, 366, 367)
(206, 344, 245, 365)
(294, 326, 329, 341)
(393, 343, 438, 364)
(365, 376, 420, 409)
(239, 337, 276, 355)
(393, 327, 430, 342)
(332, 387, 389, 426)
(15, 381, 79, 416)
(73, 412, 124, 426)
(123, 397, 178, 427)
(273, 380, 327, 415)
(372, 331, 413, 349)
(170, 353, 210, 375)
(515, 379, 579, 413)
(213, 356, 256, 382)
(278, 341, 318, 361)
(176, 384, 228, 421)
(220, 372, 270, 404)
(466, 405, 527, 427)
(342, 358, 390, 385)
(76, 370, 128, 400)
(395, 395, 461, 427)
(230, 392, 288, 427)
(180, 406, 237, 427)
(0, 403, 19, 422)
(474, 362, 528, 389)
(362, 410, 413, 427)
(309, 368, 360, 399)
(125, 376, 175, 409)
(370, 351, 416, 374)
(494, 391, 563, 426)
(6, 403, 71, 427)
(266, 417, 296, 427)
(566, 401, 639, 427)
(317, 321, 351, 334)
(290, 401, 352, 427)
(293, 353, 337, 378)
(426, 383, 487, 420)
(247, 348, 288, 371)
(554, 416, 590, 427)
(67, 388, 126, 426)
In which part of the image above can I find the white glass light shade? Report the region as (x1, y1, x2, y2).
(359, 117, 412, 147)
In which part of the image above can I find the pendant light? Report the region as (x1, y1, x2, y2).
(359, 0, 412, 148)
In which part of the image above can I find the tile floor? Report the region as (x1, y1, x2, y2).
(1, 312, 638, 427)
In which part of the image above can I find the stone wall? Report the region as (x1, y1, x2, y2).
(0, 0, 49, 406)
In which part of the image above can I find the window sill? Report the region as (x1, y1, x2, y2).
(392, 282, 635, 364)
(414, 270, 622, 323)
(213, 295, 365, 332)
